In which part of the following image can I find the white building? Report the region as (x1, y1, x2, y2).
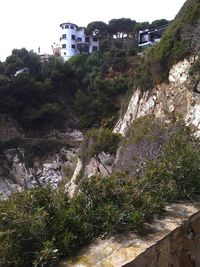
(59, 22, 99, 61)
(138, 25, 168, 50)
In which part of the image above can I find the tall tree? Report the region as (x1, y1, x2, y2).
(134, 21, 150, 32)
(85, 21, 108, 38)
(149, 19, 169, 29)
(5, 48, 40, 77)
(108, 18, 136, 39)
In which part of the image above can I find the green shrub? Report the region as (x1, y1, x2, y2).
(114, 115, 170, 176)
(0, 187, 54, 267)
(80, 128, 121, 166)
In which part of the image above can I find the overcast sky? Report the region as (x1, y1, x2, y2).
(0, 0, 186, 61)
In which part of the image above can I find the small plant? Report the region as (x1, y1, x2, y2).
(80, 127, 121, 167)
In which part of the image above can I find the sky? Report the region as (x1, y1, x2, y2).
(0, 0, 186, 61)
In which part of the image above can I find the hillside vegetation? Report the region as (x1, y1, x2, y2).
(0, 18, 173, 131)
(0, 1, 199, 132)
(1, 0, 200, 266)
(1, 116, 200, 267)
(143, 0, 200, 84)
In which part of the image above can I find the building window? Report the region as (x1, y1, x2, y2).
(93, 46, 98, 52)
(77, 37, 82, 42)
(71, 34, 76, 40)
(62, 26, 64, 29)
(65, 25, 69, 29)
(85, 37, 90, 43)
(62, 44, 66, 48)
(62, 34, 66, 39)
(93, 37, 98, 42)
(70, 25, 74, 29)
(64, 52, 66, 55)
(71, 44, 76, 49)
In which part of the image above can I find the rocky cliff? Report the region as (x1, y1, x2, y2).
(60, 57, 200, 266)
(114, 58, 200, 137)
(0, 142, 79, 198)
(0, 127, 83, 198)
(1, 55, 200, 266)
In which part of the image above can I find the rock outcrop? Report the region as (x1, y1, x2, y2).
(114, 58, 200, 137)
(84, 152, 114, 178)
(65, 157, 82, 198)
(0, 145, 79, 198)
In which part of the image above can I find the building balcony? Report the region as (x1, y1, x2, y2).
(77, 40, 89, 45)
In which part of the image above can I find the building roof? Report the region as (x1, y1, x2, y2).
(60, 22, 78, 28)
(139, 24, 169, 34)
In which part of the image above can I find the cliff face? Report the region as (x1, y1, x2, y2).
(114, 58, 200, 137)
(0, 105, 84, 198)
(0, 144, 79, 198)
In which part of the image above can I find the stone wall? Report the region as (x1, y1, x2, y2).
(124, 211, 200, 267)
(60, 202, 200, 267)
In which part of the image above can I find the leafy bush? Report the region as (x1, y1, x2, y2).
(0, 174, 163, 267)
(116, 115, 200, 201)
(0, 187, 55, 267)
(141, 124, 200, 201)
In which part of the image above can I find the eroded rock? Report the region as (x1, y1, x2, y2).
(0, 146, 79, 198)
(114, 59, 200, 137)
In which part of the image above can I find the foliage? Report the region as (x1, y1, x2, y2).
(0, 174, 163, 267)
(85, 21, 108, 38)
(144, 0, 200, 82)
(70, 50, 130, 129)
(0, 46, 132, 131)
(108, 18, 136, 39)
(0, 49, 79, 129)
(80, 127, 121, 165)
(114, 115, 170, 175)
(0, 186, 55, 267)
(1, 117, 200, 266)
(140, 122, 200, 201)
(5, 48, 41, 78)
(115, 115, 200, 201)
(131, 63, 155, 90)
(149, 19, 169, 29)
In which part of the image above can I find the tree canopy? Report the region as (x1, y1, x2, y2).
(85, 21, 108, 38)
(108, 18, 136, 38)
